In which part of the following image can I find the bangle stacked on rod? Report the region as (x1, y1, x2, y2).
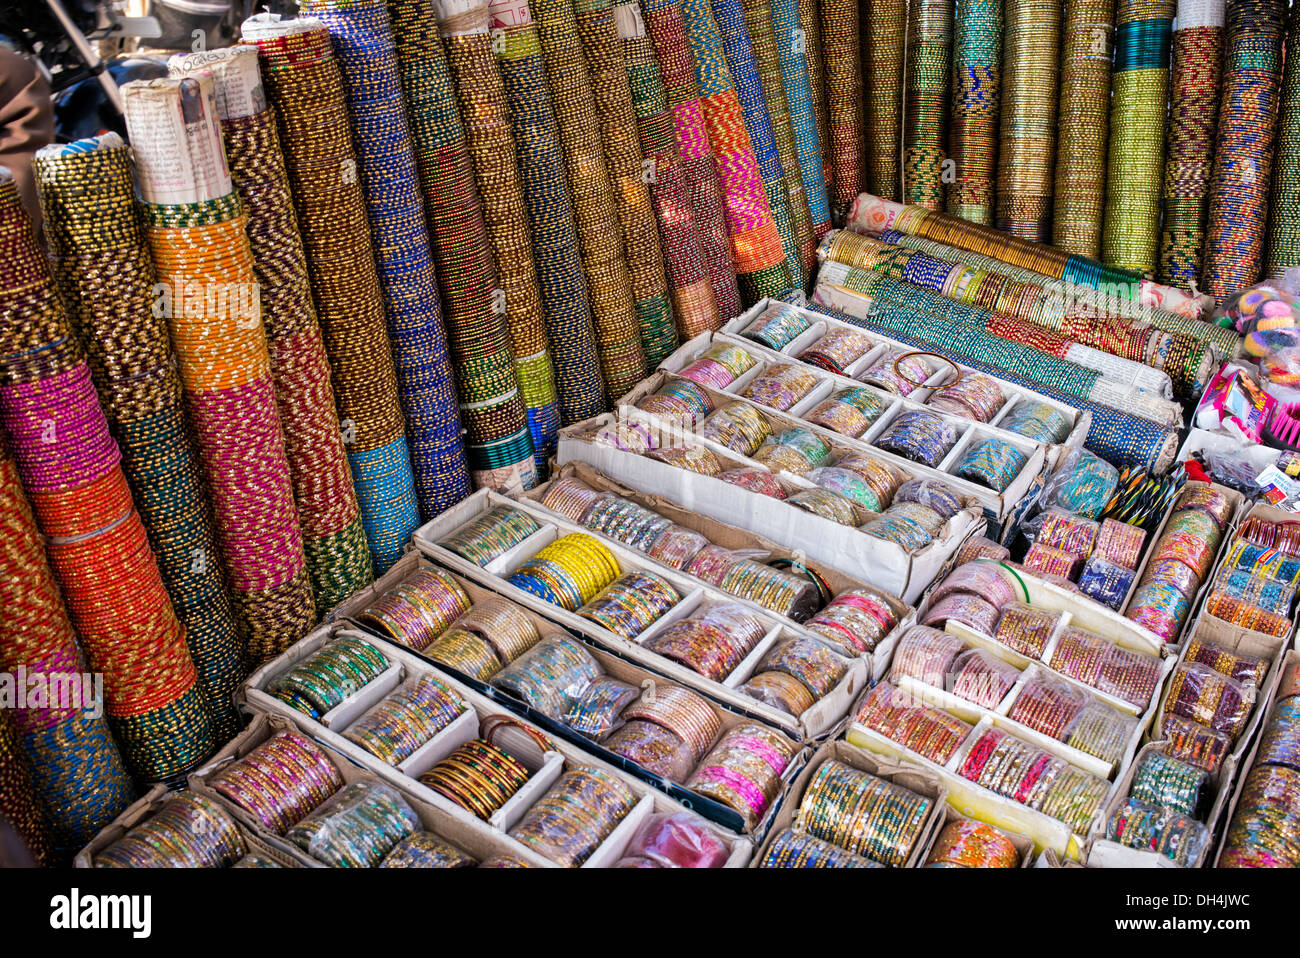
(947, 0, 1002, 225)
(1267, 0, 1300, 277)
(902, 0, 952, 211)
(0, 707, 51, 865)
(820, 0, 864, 218)
(771, 0, 830, 242)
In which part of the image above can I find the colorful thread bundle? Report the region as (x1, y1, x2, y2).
(947, 0, 1002, 225)
(34, 135, 243, 740)
(169, 49, 374, 618)
(300, 0, 475, 517)
(241, 17, 424, 576)
(903, 0, 952, 211)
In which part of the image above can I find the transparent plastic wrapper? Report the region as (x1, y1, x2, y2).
(1209, 568, 1297, 617)
(605, 719, 697, 782)
(1182, 636, 1268, 688)
(577, 570, 679, 639)
(922, 593, 1000, 634)
(679, 342, 757, 388)
(807, 466, 888, 514)
(1160, 714, 1233, 773)
(719, 559, 822, 621)
(931, 560, 1019, 608)
(894, 477, 965, 520)
(340, 673, 467, 766)
(1236, 514, 1300, 553)
(890, 625, 967, 687)
(231, 855, 280, 868)
(643, 600, 767, 681)
(582, 496, 674, 551)
(1220, 764, 1300, 867)
(924, 820, 1021, 867)
(424, 628, 503, 680)
(853, 681, 973, 764)
(752, 427, 832, 474)
(615, 811, 731, 868)
(285, 781, 419, 868)
(739, 670, 817, 716)
(834, 453, 903, 507)
(874, 410, 958, 467)
(804, 589, 899, 654)
(949, 649, 1021, 708)
(805, 389, 887, 437)
(886, 501, 945, 533)
(1036, 508, 1100, 558)
(717, 466, 787, 498)
(999, 400, 1071, 443)
(647, 524, 711, 570)
(1130, 751, 1212, 818)
(1049, 628, 1161, 708)
(993, 602, 1058, 659)
(645, 444, 724, 476)
(1125, 579, 1192, 642)
(379, 831, 476, 868)
(954, 439, 1028, 492)
(685, 544, 748, 586)
(638, 379, 714, 426)
(1137, 557, 1200, 599)
(862, 511, 933, 551)
(1065, 701, 1138, 764)
(1023, 542, 1081, 580)
(743, 363, 819, 410)
(209, 731, 343, 835)
(1163, 662, 1254, 739)
(956, 535, 1012, 565)
(356, 569, 473, 651)
(1176, 484, 1235, 528)
(797, 759, 932, 865)
(1077, 555, 1136, 610)
(699, 402, 772, 456)
(508, 768, 637, 867)
(565, 677, 641, 741)
(860, 350, 933, 396)
(622, 685, 722, 760)
(744, 302, 811, 349)
(489, 634, 604, 719)
(93, 792, 245, 868)
(759, 828, 884, 867)
(958, 728, 1108, 834)
(926, 372, 1007, 423)
(1151, 525, 1220, 581)
(440, 506, 541, 566)
(1107, 797, 1211, 865)
(1223, 282, 1300, 387)
(1005, 672, 1087, 739)
(786, 487, 864, 526)
(1041, 448, 1118, 519)
(1204, 591, 1293, 637)
(687, 723, 797, 830)
(418, 739, 532, 819)
(1256, 698, 1300, 771)
(756, 636, 849, 698)
(799, 327, 875, 373)
(451, 597, 542, 664)
(267, 636, 390, 720)
(1093, 518, 1146, 570)
(594, 419, 656, 454)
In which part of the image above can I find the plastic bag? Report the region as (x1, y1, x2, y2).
(1164, 662, 1255, 739)
(717, 467, 788, 499)
(286, 781, 419, 868)
(1049, 627, 1161, 708)
(854, 680, 973, 764)
(489, 634, 603, 719)
(646, 524, 711, 570)
(379, 832, 476, 868)
(949, 649, 1021, 708)
(1039, 446, 1118, 520)
(993, 601, 1058, 659)
(605, 720, 697, 782)
(1107, 797, 1210, 865)
(564, 676, 641, 741)
(894, 477, 965, 520)
(1077, 555, 1136, 610)
(889, 625, 965, 687)
(756, 636, 849, 698)
(738, 670, 816, 716)
(616, 812, 732, 868)
(1130, 751, 1211, 819)
(687, 724, 797, 830)
(1160, 714, 1232, 773)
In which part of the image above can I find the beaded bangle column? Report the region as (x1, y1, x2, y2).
(386, 0, 549, 478)
(741, 0, 816, 275)
(862, 0, 904, 202)
(712, 0, 804, 290)
(486, 0, 609, 422)
(1101, 0, 1173, 273)
(996, 0, 1061, 242)
(1266, 0, 1300, 277)
(297, 0, 475, 517)
(1158, 0, 1223, 287)
(821, 0, 864, 217)
(680, 0, 792, 301)
(533, 0, 649, 395)
(574, 0, 680, 365)
(0, 170, 215, 779)
(33, 136, 243, 741)
(241, 17, 424, 576)
(642, 0, 744, 319)
(0, 429, 133, 857)
(123, 76, 317, 663)
(772, 0, 830, 243)
(617, 1, 722, 339)
(947, 0, 1002, 225)
(1204, 0, 1286, 300)
(903, 0, 953, 211)
(0, 709, 50, 865)
(169, 50, 374, 617)
(1052, 0, 1114, 257)
(433, 0, 560, 475)
(796, 0, 832, 195)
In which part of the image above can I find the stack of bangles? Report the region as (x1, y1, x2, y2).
(954, 439, 1028, 492)
(439, 506, 541, 566)
(921, 592, 1000, 633)
(1129, 751, 1211, 818)
(927, 373, 1006, 423)
(999, 401, 1071, 443)
(861, 351, 933, 396)
(506, 534, 620, 611)
(993, 602, 1059, 659)
(1107, 797, 1211, 865)
(1160, 715, 1232, 773)
(805, 387, 889, 437)
(637, 379, 714, 426)
(758, 829, 881, 867)
(796, 759, 931, 865)
(1006, 674, 1136, 763)
(285, 781, 419, 867)
(418, 739, 532, 819)
(489, 635, 604, 719)
(424, 597, 542, 679)
(1037, 509, 1099, 558)
(786, 487, 863, 526)
(1235, 515, 1300, 555)
(1256, 698, 1300, 771)
(1220, 764, 1300, 867)
(699, 402, 773, 455)
(267, 637, 391, 720)
(208, 731, 345, 834)
(890, 626, 966, 687)
(874, 410, 958, 467)
(949, 650, 1021, 708)
(380, 832, 476, 868)
(577, 571, 679, 638)
(924, 819, 1022, 867)
(804, 589, 899, 653)
(687, 724, 797, 830)
(853, 681, 974, 764)
(743, 364, 819, 410)
(1182, 637, 1267, 688)
(718, 467, 787, 497)
(643, 602, 768, 681)
(1162, 663, 1252, 739)
(809, 466, 888, 516)
(340, 674, 467, 766)
(355, 568, 472, 650)
(508, 767, 638, 866)
(743, 303, 811, 349)
(1093, 518, 1146, 570)
(582, 497, 674, 551)
(717, 560, 822, 620)
(93, 792, 245, 867)
(646, 444, 725, 476)
(678, 343, 758, 389)
(798, 328, 875, 373)
(740, 636, 849, 711)
(619, 685, 722, 764)
(753, 429, 832, 475)
(1047, 628, 1161, 708)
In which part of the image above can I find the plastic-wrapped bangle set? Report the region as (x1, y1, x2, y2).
(643, 602, 768, 682)
(638, 379, 714, 427)
(738, 637, 850, 716)
(1222, 684, 1300, 867)
(804, 590, 899, 654)
(993, 602, 1058, 659)
(1107, 797, 1211, 866)
(356, 569, 473, 651)
(489, 635, 604, 721)
(861, 351, 932, 396)
(924, 819, 1021, 868)
(854, 681, 973, 764)
(613, 813, 731, 868)
(380, 831, 476, 868)
(439, 507, 541, 566)
(806, 387, 888, 437)
(927, 373, 1006, 423)
(1163, 662, 1253, 740)
(874, 411, 957, 467)
(679, 343, 758, 389)
(743, 364, 819, 410)
(577, 571, 679, 638)
(340, 674, 467, 766)
(1204, 516, 1300, 638)
(93, 792, 246, 867)
(699, 402, 773, 455)
(795, 759, 931, 865)
(799, 329, 875, 374)
(953, 438, 1028, 492)
(744, 303, 811, 349)
(286, 781, 419, 867)
(759, 828, 882, 867)
(687, 724, 798, 831)
(267, 637, 391, 721)
(1047, 627, 1161, 709)
(753, 428, 832, 474)
(421, 598, 542, 681)
(998, 401, 1071, 443)
(1129, 751, 1211, 818)
(1007, 675, 1136, 764)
